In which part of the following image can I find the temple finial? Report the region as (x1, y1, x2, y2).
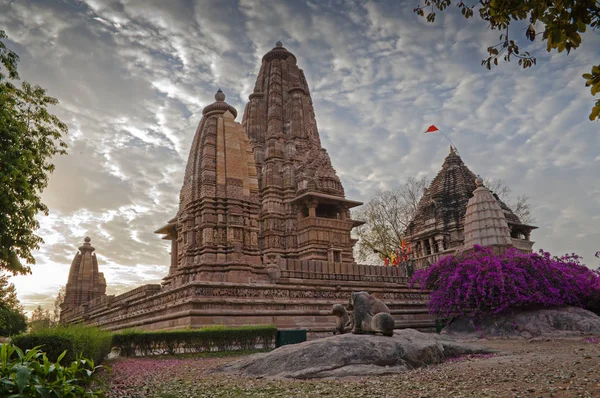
(215, 89, 225, 102)
(475, 175, 484, 187)
(276, 40, 283, 48)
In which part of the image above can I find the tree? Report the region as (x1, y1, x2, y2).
(485, 178, 535, 224)
(0, 273, 27, 336)
(414, 1, 600, 121)
(28, 286, 64, 332)
(353, 177, 428, 263)
(0, 30, 19, 81)
(353, 177, 533, 263)
(52, 285, 65, 325)
(0, 30, 68, 275)
(29, 304, 52, 332)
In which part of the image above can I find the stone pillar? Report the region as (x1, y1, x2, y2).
(436, 237, 444, 252)
(170, 239, 178, 272)
(339, 205, 347, 220)
(307, 200, 318, 217)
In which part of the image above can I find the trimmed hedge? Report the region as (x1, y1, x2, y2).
(113, 325, 277, 356)
(11, 324, 112, 364)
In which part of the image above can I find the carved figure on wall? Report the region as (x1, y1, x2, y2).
(332, 303, 353, 335)
(347, 291, 394, 336)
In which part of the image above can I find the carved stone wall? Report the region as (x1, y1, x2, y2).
(60, 278, 433, 333)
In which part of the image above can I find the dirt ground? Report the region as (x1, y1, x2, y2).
(106, 336, 600, 398)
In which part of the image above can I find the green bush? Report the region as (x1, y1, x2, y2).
(0, 343, 105, 397)
(0, 306, 27, 337)
(113, 325, 277, 357)
(12, 324, 112, 364)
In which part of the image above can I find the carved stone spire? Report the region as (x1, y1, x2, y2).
(158, 90, 261, 283)
(241, 43, 361, 264)
(463, 176, 513, 249)
(62, 237, 106, 310)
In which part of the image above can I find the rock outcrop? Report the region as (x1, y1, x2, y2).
(216, 329, 495, 379)
(443, 306, 600, 339)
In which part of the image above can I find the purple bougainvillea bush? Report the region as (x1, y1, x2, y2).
(411, 245, 600, 319)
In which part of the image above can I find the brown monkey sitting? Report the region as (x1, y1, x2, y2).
(347, 291, 394, 336)
(332, 304, 353, 334)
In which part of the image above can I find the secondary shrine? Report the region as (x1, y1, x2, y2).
(404, 148, 537, 270)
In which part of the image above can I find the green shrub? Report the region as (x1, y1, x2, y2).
(12, 324, 112, 364)
(112, 325, 277, 357)
(10, 334, 73, 363)
(0, 343, 105, 397)
(0, 306, 27, 337)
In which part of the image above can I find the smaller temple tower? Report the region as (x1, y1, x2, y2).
(62, 237, 106, 311)
(462, 176, 514, 249)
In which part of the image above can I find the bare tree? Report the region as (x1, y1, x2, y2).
(485, 179, 535, 225)
(353, 177, 428, 263)
(29, 305, 51, 332)
(52, 285, 65, 325)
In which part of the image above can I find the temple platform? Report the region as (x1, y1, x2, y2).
(61, 262, 434, 334)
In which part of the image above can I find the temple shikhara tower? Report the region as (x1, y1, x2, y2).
(60, 237, 106, 321)
(155, 89, 262, 285)
(59, 43, 537, 333)
(241, 41, 361, 266)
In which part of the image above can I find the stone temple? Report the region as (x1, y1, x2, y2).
(62, 237, 106, 311)
(404, 148, 537, 270)
(60, 43, 433, 332)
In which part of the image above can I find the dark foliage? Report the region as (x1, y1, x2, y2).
(113, 325, 277, 357)
(12, 324, 112, 364)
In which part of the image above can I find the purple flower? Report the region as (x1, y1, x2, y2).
(411, 245, 600, 319)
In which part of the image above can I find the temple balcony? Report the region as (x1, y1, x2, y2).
(411, 249, 457, 271)
(511, 238, 535, 253)
(297, 216, 355, 231)
(412, 253, 442, 271)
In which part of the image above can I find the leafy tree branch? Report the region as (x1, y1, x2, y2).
(414, 0, 600, 121)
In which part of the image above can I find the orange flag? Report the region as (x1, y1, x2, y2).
(424, 125, 439, 133)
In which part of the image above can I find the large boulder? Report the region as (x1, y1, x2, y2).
(215, 329, 495, 379)
(443, 306, 600, 339)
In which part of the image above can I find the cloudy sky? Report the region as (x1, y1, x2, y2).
(1, 0, 599, 313)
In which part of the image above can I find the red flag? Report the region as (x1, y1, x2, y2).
(424, 125, 439, 133)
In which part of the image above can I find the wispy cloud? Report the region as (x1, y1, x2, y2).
(1, 0, 598, 312)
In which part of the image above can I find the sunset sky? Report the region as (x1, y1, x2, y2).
(1, 0, 599, 313)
